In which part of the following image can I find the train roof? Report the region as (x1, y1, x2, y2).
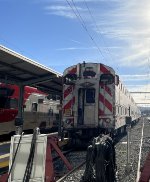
(63, 62, 115, 73)
(0, 45, 63, 95)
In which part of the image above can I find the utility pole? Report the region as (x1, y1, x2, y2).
(125, 107, 132, 174)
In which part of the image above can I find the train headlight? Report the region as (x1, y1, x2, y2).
(105, 118, 111, 123)
(66, 119, 70, 124)
(65, 118, 74, 125)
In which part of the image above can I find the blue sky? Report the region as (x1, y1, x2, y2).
(0, 0, 150, 105)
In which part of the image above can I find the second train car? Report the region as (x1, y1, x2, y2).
(0, 83, 60, 135)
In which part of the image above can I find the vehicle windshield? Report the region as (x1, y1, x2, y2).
(0, 97, 18, 109)
(0, 96, 7, 108)
(100, 74, 114, 85)
(64, 73, 77, 85)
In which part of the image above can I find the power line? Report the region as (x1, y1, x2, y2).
(83, 0, 114, 63)
(65, 0, 106, 62)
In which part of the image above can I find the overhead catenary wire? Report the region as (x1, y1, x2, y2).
(83, 0, 114, 63)
(65, 0, 106, 62)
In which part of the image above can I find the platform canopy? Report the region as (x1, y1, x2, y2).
(0, 45, 63, 95)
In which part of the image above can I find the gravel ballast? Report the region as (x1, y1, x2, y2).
(57, 117, 150, 182)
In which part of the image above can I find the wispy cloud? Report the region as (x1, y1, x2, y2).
(120, 74, 150, 81)
(94, 0, 150, 67)
(55, 45, 120, 51)
(44, 4, 87, 19)
(123, 84, 150, 96)
(55, 46, 97, 51)
(44, 0, 150, 68)
(44, 5, 76, 18)
(70, 39, 83, 45)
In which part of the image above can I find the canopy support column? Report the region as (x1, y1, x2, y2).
(15, 84, 24, 135)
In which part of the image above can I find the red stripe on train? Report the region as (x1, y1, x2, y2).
(0, 109, 18, 123)
(100, 64, 110, 73)
(68, 67, 77, 74)
(99, 93, 113, 112)
(63, 97, 75, 110)
(99, 109, 104, 115)
(64, 86, 73, 98)
(99, 84, 112, 96)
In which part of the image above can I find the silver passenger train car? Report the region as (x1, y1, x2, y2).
(62, 62, 141, 138)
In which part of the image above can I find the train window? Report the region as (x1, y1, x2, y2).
(100, 74, 114, 85)
(119, 107, 121, 114)
(0, 97, 18, 109)
(122, 107, 124, 115)
(32, 102, 38, 112)
(115, 106, 117, 114)
(9, 98, 18, 109)
(115, 75, 119, 85)
(0, 96, 7, 108)
(48, 108, 53, 116)
(0, 88, 14, 96)
(38, 99, 44, 104)
(63, 73, 77, 85)
(47, 94, 57, 100)
(125, 108, 127, 115)
(83, 67, 96, 77)
(86, 89, 95, 103)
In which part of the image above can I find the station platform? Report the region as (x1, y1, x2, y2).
(0, 142, 10, 170)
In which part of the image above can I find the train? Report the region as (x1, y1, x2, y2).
(62, 62, 141, 140)
(0, 83, 60, 135)
(0, 62, 141, 139)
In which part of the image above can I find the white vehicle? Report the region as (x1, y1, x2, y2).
(62, 62, 141, 138)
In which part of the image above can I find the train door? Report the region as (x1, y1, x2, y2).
(78, 88, 96, 125)
(78, 88, 84, 125)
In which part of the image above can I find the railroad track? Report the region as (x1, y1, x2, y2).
(1, 118, 149, 182)
(57, 161, 86, 182)
(55, 117, 150, 182)
(53, 150, 86, 181)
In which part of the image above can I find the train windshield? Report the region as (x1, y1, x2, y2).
(63, 73, 77, 85)
(0, 97, 7, 108)
(83, 67, 96, 78)
(0, 97, 18, 109)
(100, 74, 114, 85)
(0, 87, 17, 109)
(0, 88, 14, 96)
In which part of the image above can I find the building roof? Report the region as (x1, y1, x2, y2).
(0, 45, 63, 95)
